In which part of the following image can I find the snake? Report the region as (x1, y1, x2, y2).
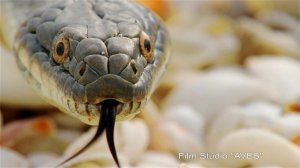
(2, 0, 170, 167)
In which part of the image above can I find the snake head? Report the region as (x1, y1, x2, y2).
(14, 0, 170, 125)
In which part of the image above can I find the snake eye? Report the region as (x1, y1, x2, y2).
(140, 31, 154, 62)
(53, 36, 70, 64)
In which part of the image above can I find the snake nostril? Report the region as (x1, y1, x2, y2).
(79, 63, 86, 76)
(131, 62, 137, 75)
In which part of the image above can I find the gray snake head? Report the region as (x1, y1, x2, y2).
(14, 0, 170, 125)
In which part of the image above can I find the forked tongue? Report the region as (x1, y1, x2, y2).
(56, 100, 121, 168)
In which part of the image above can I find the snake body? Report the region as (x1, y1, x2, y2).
(3, 0, 170, 166)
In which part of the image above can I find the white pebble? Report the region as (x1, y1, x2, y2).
(207, 102, 282, 151)
(136, 151, 179, 167)
(217, 129, 300, 167)
(0, 148, 30, 168)
(164, 104, 205, 138)
(246, 56, 300, 104)
(27, 152, 60, 167)
(165, 68, 279, 122)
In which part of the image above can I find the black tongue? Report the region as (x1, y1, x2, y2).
(56, 100, 121, 168)
(105, 102, 121, 168)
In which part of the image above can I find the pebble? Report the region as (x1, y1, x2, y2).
(217, 129, 300, 167)
(246, 56, 300, 104)
(0, 148, 30, 168)
(206, 101, 282, 152)
(164, 68, 279, 122)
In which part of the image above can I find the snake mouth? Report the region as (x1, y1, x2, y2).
(65, 97, 140, 126)
(95, 99, 124, 115)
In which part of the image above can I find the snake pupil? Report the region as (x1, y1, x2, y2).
(56, 42, 65, 56)
(144, 39, 151, 52)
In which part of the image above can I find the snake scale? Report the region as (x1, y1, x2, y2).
(2, 0, 170, 167)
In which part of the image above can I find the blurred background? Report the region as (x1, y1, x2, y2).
(1, 0, 299, 167)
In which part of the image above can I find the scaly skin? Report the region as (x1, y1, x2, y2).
(13, 0, 170, 125)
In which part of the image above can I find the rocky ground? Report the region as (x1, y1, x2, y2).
(1, 0, 299, 167)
